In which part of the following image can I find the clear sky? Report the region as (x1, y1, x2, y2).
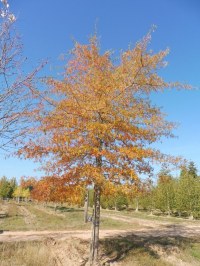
(1, 0, 200, 180)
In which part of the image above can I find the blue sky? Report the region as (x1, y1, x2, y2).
(1, 0, 200, 180)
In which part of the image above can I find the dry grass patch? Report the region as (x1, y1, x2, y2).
(0, 202, 28, 231)
(0, 241, 56, 266)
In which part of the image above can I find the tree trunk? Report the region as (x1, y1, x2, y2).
(89, 134, 103, 265)
(167, 191, 171, 217)
(84, 190, 89, 223)
(167, 200, 171, 216)
(149, 210, 153, 216)
(89, 185, 101, 265)
(115, 200, 117, 211)
(189, 213, 194, 220)
(135, 197, 139, 212)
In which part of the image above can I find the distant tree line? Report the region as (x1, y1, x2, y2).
(0, 176, 30, 201)
(90, 161, 200, 219)
(127, 161, 200, 219)
(1, 161, 200, 219)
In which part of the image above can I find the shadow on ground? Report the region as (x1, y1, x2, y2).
(48, 206, 84, 213)
(100, 226, 200, 264)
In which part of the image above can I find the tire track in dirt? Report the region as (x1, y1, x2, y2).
(17, 205, 36, 226)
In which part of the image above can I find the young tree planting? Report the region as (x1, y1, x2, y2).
(18, 31, 187, 264)
(124, 178, 148, 212)
(154, 169, 175, 215)
(175, 166, 200, 219)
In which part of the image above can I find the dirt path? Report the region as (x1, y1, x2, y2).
(1, 222, 200, 242)
(0, 229, 116, 242)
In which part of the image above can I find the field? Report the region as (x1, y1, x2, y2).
(1, 200, 200, 265)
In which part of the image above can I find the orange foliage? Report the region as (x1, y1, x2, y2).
(18, 31, 187, 192)
(20, 176, 37, 190)
(30, 176, 84, 205)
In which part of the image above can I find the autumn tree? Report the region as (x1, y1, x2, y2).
(101, 182, 128, 210)
(18, 31, 187, 264)
(29, 176, 84, 207)
(20, 176, 36, 192)
(13, 186, 30, 202)
(124, 178, 148, 212)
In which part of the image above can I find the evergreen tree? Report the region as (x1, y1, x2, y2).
(188, 161, 198, 178)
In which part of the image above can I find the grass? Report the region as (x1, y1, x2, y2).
(1, 202, 200, 232)
(181, 242, 200, 264)
(101, 216, 136, 230)
(0, 202, 28, 231)
(24, 204, 92, 230)
(27, 204, 130, 230)
(1, 201, 200, 232)
(0, 201, 140, 231)
(0, 241, 55, 266)
(101, 208, 200, 224)
(190, 244, 200, 260)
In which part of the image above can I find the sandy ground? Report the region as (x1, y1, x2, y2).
(1, 224, 200, 266)
(1, 210, 200, 265)
(1, 217, 200, 242)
